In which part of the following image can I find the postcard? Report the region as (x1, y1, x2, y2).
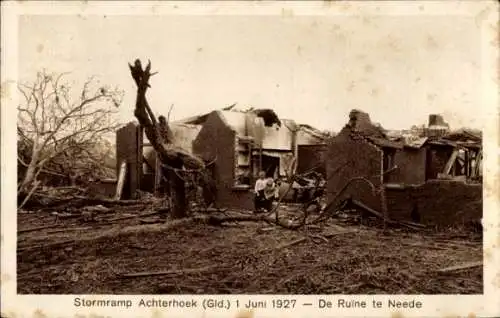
(1, 1, 499, 317)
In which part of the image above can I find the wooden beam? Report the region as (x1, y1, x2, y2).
(114, 161, 127, 200)
(474, 150, 482, 177)
(443, 149, 459, 175)
(154, 152, 162, 196)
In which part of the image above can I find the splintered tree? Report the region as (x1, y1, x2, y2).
(17, 71, 123, 202)
(128, 59, 205, 218)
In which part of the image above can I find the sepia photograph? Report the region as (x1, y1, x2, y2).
(3, 2, 497, 313)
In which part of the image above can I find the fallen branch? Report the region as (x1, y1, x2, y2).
(196, 213, 303, 230)
(73, 196, 150, 205)
(18, 224, 59, 234)
(17, 239, 75, 252)
(403, 242, 449, 251)
(437, 261, 483, 273)
(31, 193, 150, 209)
(107, 209, 165, 222)
(310, 234, 329, 243)
(46, 226, 94, 234)
(17, 218, 196, 253)
(120, 265, 221, 278)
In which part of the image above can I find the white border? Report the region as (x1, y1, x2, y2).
(1, 1, 499, 317)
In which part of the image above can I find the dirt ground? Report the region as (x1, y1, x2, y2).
(17, 201, 483, 294)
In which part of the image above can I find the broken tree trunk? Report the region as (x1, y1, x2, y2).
(128, 59, 205, 218)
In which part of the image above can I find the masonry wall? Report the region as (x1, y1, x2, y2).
(326, 129, 383, 212)
(386, 180, 482, 226)
(297, 144, 327, 176)
(193, 112, 254, 210)
(387, 148, 427, 185)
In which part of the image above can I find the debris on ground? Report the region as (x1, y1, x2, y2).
(17, 200, 482, 294)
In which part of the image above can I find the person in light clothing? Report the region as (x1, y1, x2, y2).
(254, 171, 268, 212)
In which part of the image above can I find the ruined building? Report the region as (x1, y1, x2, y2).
(114, 108, 328, 207)
(326, 110, 482, 227)
(189, 109, 327, 210)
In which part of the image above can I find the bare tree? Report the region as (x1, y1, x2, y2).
(128, 59, 205, 218)
(17, 70, 123, 198)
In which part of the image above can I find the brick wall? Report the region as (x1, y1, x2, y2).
(385, 185, 416, 222)
(193, 111, 254, 210)
(387, 148, 427, 185)
(386, 181, 482, 226)
(297, 144, 327, 176)
(326, 128, 383, 212)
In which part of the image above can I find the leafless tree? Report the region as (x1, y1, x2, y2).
(128, 59, 206, 218)
(17, 70, 123, 199)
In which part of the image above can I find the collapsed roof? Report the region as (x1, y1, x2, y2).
(175, 107, 326, 151)
(252, 109, 281, 127)
(342, 109, 481, 150)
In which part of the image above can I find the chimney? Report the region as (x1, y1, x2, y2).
(348, 109, 372, 130)
(426, 114, 450, 138)
(428, 114, 444, 126)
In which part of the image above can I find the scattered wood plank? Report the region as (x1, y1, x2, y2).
(139, 218, 163, 224)
(310, 234, 329, 243)
(350, 199, 387, 220)
(120, 265, 221, 278)
(47, 226, 94, 234)
(350, 199, 422, 231)
(399, 220, 426, 228)
(256, 226, 277, 233)
(437, 261, 483, 273)
(18, 224, 59, 234)
(404, 243, 449, 251)
(17, 239, 75, 252)
(108, 209, 164, 222)
(433, 239, 479, 248)
(114, 160, 127, 200)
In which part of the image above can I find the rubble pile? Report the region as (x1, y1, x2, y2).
(17, 203, 482, 295)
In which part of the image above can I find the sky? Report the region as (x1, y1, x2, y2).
(18, 12, 483, 132)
